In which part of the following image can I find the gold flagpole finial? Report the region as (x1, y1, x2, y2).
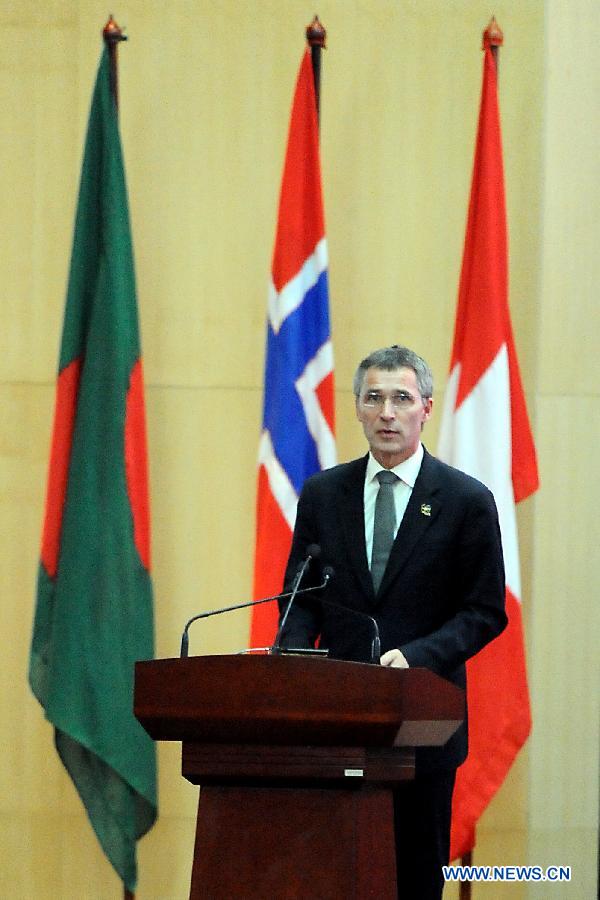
(482, 16, 503, 50)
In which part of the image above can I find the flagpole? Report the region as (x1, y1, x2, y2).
(458, 20, 505, 900)
(458, 20, 504, 900)
(103, 20, 134, 900)
(102, 14, 127, 109)
(305, 15, 326, 123)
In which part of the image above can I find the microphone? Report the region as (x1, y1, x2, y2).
(270, 544, 322, 655)
(318, 571, 381, 664)
(179, 570, 330, 657)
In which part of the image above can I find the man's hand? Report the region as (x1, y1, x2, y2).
(380, 648, 409, 668)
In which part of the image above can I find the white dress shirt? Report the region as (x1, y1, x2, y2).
(363, 443, 424, 566)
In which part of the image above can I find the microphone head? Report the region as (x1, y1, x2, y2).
(306, 543, 322, 560)
(322, 565, 335, 581)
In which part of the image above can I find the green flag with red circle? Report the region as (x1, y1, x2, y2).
(29, 46, 157, 892)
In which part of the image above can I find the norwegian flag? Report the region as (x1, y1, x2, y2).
(250, 50, 336, 646)
(437, 46, 539, 859)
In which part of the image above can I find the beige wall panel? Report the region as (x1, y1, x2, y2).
(529, 396, 600, 828)
(527, 3, 599, 895)
(115, 2, 283, 391)
(537, 0, 600, 395)
(147, 385, 260, 659)
(2, 808, 197, 898)
(528, 828, 596, 899)
(0, 17, 78, 384)
(479, 749, 529, 835)
(153, 739, 198, 824)
(137, 813, 197, 899)
(1, 384, 57, 809)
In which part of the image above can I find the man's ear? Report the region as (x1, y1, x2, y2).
(421, 397, 433, 426)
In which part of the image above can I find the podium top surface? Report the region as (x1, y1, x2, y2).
(135, 654, 464, 749)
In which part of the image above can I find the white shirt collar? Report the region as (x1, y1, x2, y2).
(366, 442, 424, 488)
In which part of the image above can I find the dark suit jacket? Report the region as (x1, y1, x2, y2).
(280, 446, 507, 772)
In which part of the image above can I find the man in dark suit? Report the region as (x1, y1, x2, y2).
(280, 345, 507, 899)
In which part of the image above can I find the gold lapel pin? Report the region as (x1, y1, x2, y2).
(420, 503, 432, 517)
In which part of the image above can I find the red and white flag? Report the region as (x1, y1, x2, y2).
(437, 44, 539, 859)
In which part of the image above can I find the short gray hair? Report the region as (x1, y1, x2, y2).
(353, 345, 433, 400)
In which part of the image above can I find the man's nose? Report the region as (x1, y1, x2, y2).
(379, 399, 396, 418)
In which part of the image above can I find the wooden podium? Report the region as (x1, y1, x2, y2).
(134, 654, 463, 899)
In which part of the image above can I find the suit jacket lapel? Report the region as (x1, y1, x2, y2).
(338, 456, 376, 603)
(376, 448, 442, 600)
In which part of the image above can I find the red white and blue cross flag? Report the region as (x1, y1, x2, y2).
(250, 49, 336, 646)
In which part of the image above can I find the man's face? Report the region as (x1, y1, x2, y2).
(355, 366, 432, 468)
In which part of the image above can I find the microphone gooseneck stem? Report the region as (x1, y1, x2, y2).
(179, 590, 297, 658)
(370, 625, 381, 664)
(179, 573, 330, 658)
(319, 596, 381, 665)
(180, 630, 189, 658)
(271, 556, 311, 655)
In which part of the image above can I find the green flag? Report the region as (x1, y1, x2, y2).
(29, 46, 157, 891)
